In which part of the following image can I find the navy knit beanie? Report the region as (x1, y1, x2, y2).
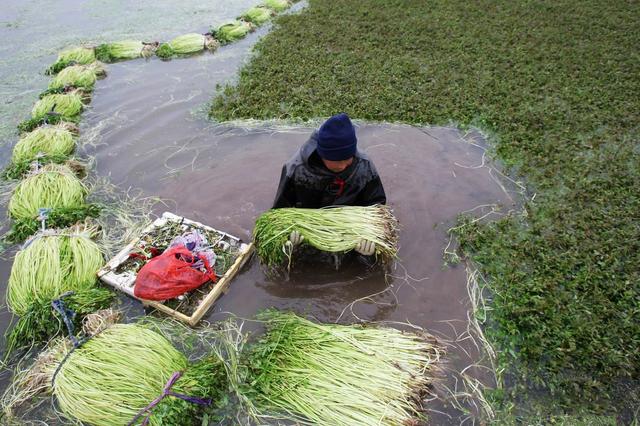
(316, 113, 357, 161)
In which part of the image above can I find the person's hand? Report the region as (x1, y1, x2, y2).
(354, 239, 375, 256)
(289, 230, 304, 246)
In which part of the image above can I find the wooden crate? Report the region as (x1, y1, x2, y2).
(98, 212, 253, 326)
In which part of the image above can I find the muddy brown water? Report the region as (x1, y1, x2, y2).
(0, 8, 519, 424)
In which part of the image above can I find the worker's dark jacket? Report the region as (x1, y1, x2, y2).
(273, 131, 386, 209)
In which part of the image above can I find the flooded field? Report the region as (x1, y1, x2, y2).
(0, 1, 519, 424)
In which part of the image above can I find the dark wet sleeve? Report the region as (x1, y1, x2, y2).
(358, 176, 387, 206)
(273, 166, 297, 209)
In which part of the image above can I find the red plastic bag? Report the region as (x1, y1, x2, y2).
(134, 244, 216, 301)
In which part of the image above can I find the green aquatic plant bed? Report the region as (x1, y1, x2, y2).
(211, 0, 640, 419)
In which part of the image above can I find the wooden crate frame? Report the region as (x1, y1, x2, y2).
(98, 212, 253, 326)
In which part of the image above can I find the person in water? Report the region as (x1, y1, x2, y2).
(273, 112, 386, 256)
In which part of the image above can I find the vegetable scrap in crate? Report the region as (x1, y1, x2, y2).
(98, 212, 253, 325)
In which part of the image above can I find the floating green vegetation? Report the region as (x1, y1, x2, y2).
(155, 33, 219, 59)
(31, 91, 84, 122)
(242, 7, 274, 26)
(6, 224, 104, 317)
(46, 47, 96, 75)
(213, 20, 253, 45)
(253, 205, 398, 267)
(211, 0, 640, 419)
(8, 163, 87, 221)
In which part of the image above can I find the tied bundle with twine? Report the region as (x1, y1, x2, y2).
(212, 20, 254, 45)
(95, 40, 157, 63)
(48, 63, 106, 92)
(2, 322, 226, 426)
(3, 124, 78, 179)
(241, 7, 274, 26)
(2, 311, 443, 425)
(31, 91, 84, 122)
(155, 33, 219, 59)
(263, 0, 292, 13)
(8, 163, 87, 221)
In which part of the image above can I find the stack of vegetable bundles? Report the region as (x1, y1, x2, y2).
(4, 224, 112, 358)
(4, 323, 225, 425)
(3, 312, 442, 425)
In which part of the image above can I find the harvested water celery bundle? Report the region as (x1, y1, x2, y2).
(253, 204, 399, 267)
(8, 163, 87, 221)
(213, 20, 254, 44)
(48, 63, 106, 91)
(245, 310, 441, 425)
(6, 224, 104, 316)
(241, 7, 274, 26)
(263, 0, 292, 12)
(46, 46, 96, 75)
(3, 323, 226, 425)
(31, 91, 84, 122)
(11, 124, 76, 164)
(156, 33, 219, 59)
(95, 40, 156, 62)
